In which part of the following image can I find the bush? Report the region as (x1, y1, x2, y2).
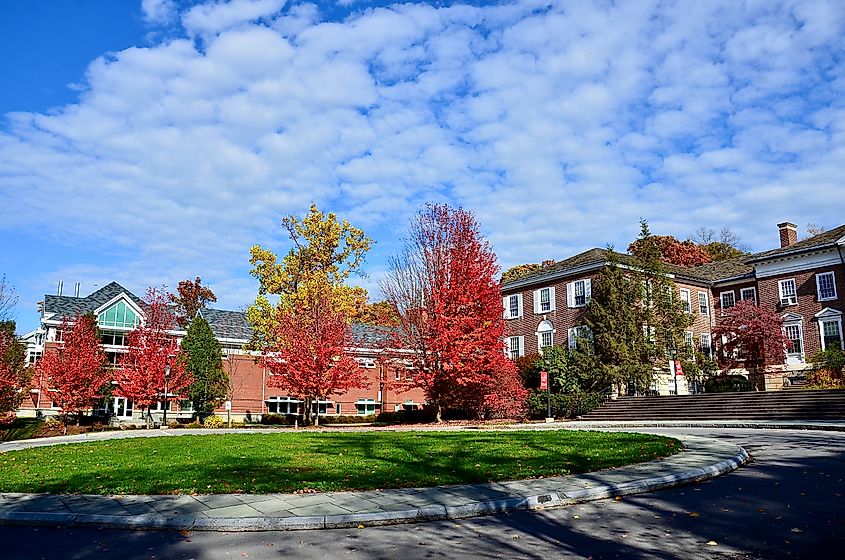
(375, 409, 436, 424)
(808, 347, 845, 388)
(203, 416, 225, 428)
(322, 414, 376, 424)
(525, 391, 605, 419)
(260, 413, 298, 426)
(704, 375, 752, 393)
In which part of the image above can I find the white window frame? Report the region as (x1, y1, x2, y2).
(783, 322, 804, 359)
(567, 279, 591, 308)
(503, 294, 523, 319)
(536, 320, 554, 354)
(534, 287, 555, 314)
(778, 279, 797, 306)
(819, 317, 844, 351)
(699, 333, 712, 358)
(816, 272, 837, 301)
(684, 331, 694, 351)
(568, 326, 590, 351)
(739, 287, 757, 304)
(355, 399, 378, 416)
(507, 336, 524, 359)
(679, 289, 691, 314)
(698, 291, 709, 315)
(720, 290, 735, 311)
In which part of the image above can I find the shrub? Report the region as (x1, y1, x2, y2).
(322, 414, 376, 424)
(375, 409, 436, 424)
(808, 347, 845, 388)
(525, 391, 605, 419)
(203, 416, 225, 428)
(704, 375, 752, 393)
(260, 413, 298, 425)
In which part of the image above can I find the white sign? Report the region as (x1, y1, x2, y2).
(225, 400, 232, 411)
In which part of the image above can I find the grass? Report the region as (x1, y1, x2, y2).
(0, 430, 682, 495)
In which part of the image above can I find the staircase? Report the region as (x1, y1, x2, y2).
(579, 389, 845, 421)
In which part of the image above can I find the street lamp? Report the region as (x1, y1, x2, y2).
(163, 364, 171, 427)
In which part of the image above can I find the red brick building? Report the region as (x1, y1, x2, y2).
(19, 282, 425, 423)
(502, 222, 845, 393)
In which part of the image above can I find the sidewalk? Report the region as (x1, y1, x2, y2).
(0, 429, 749, 531)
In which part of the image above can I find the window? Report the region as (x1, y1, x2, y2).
(568, 326, 591, 351)
(27, 351, 42, 366)
(816, 272, 837, 301)
(100, 332, 127, 346)
(98, 300, 140, 329)
(179, 399, 194, 412)
(680, 289, 691, 313)
(699, 333, 712, 358)
(720, 291, 735, 310)
(784, 324, 803, 356)
(536, 320, 554, 353)
(534, 287, 554, 313)
(778, 279, 797, 306)
(266, 396, 299, 415)
(739, 287, 757, 304)
(503, 294, 522, 319)
(394, 369, 401, 381)
(820, 319, 843, 350)
(507, 336, 523, 359)
(684, 331, 694, 351)
(355, 399, 377, 415)
(698, 292, 709, 315)
(568, 279, 591, 307)
(540, 331, 553, 349)
(312, 400, 333, 415)
(355, 357, 376, 369)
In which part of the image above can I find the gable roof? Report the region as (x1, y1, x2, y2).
(747, 224, 845, 263)
(200, 308, 253, 341)
(690, 258, 755, 283)
(42, 282, 146, 322)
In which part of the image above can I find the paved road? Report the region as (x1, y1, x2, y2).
(0, 428, 842, 559)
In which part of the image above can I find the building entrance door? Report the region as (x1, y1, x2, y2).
(113, 397, 133, 419)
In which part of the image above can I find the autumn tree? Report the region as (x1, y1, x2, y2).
(354, 300, 400, 327)
(247, 204, 373, 347)
(261, 279, 369, 426)
(35, 314, 108, 423)
(628, 235, 712, 267)
(712, 299, 790, 373)
(117, 288, 191, 426)
(691, 227, 748, 261)
(382, 203, 527, 421)
(169, 277, 217, 328)
(0, 323, 30, 415)
(180, 316, 228, 421)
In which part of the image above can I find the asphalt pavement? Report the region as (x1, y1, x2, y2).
(0, 427, 842, 559)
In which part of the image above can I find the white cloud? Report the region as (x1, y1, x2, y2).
(141, 0, 178, 24)
(182, 0, 287, 37)
(3, 0, 845, 327)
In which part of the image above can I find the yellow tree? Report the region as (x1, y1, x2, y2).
(246, 204, 373, 347)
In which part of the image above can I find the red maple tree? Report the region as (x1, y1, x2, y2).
(168, 276, 217, 328)
(382, 203, 527, 420)
(116, 288, 191, 422)
(262, 291, 369, 426)
(712, 299, 790, 371)
(628, 235, 712, 267)
(0, 329, 30, 415)
(35, 314, 108, 421)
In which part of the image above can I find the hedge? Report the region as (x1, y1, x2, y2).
(704, 375, 753, 393)
(525, 391, 605, 419)
(375, 409, 436, 424)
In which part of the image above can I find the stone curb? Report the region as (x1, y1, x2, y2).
(567, 422, 845, 432)
(0, 435, 751, 532)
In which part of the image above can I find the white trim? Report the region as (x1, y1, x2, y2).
(697, 291, 709, 315)
(504, 293, 523, 319)
(720, 290, 735, 311)
(739, 287, 757, 304)
(93, 293, 146, 326)
(818, 315, 844, 351)
(536, 320, 554, 354)
(816, 271, 838, 301)
(778, 279, 797, 306)
(679, 288, 691, 314)
(533, 286, 555, 314)
(755, 249, 842, 278)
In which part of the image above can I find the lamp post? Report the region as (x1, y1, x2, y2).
(163, 364, 171, 427)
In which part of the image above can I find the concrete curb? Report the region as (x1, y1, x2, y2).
(0, 435, 751, 532)
(566, 421, 845, 432)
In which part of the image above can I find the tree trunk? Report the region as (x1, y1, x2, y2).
(435, 403, 442, 423)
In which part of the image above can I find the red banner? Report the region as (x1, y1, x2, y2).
(540, 370, 548, 390)
(675, 360, 684, 376)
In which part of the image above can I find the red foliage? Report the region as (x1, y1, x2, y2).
(628, 235, 712, 267)
(168, 277, 217, 328)
(0, 330, 29, 414)
(35, 314, 108, 415)
(116, 288, 191, 410)
(261, 296, 369, 422)
(712, 299, 790, 371)
(385, 204, 527, 418)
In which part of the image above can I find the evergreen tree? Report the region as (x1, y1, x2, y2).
(181, 316, 228, 420)
(583, 246, 652, 392)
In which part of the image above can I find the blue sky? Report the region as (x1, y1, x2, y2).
(2, 0, 844, 334)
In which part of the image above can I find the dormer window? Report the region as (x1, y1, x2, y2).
(98, 300, 140, 329)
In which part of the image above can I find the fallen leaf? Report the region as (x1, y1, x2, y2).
(706, 541, 717, 546)
(688, 512, 700, 518)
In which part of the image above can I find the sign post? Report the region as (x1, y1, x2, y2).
(540, 370, 553, 423)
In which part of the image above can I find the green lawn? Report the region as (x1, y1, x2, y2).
(0, 431, 681, 495)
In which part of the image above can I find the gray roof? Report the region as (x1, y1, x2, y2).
(689, 258, 755, 282)
(43, 282, 146, 321)
(199, 308, 253, 340)
(748, 224, 845, 263)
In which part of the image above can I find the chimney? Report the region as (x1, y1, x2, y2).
(74, 282, 80, 297)
(57, 281, 63, 296)
(777, 222, 797, 248)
